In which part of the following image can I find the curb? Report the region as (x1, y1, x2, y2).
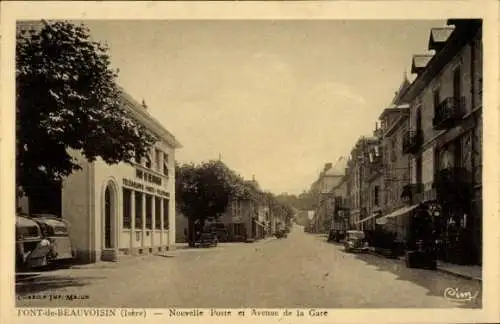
(367, 249, 482, 282)
(435, 267, 482, 282)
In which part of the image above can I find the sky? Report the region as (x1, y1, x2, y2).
(82, 19, 445, 195)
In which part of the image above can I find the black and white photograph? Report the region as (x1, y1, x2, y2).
(1, 1, 499, 323)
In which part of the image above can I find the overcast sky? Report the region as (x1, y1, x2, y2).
(83, 19, 444, 195)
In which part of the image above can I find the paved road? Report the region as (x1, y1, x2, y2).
(16, 225, 481, 308)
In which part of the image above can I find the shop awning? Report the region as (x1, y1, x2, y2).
(356, 207, 382, 225)
(356, 213, 379, 225)
(375, 204, 419, 225)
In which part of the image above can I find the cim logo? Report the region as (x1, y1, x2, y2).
(444, 287, 479, 303)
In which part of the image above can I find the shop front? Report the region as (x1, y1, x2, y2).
(62, 142, 178, 263)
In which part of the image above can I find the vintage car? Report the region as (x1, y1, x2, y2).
(195, 232, 218, 248)
(275, 229, 288, 239)
(16, 213, 75, 270)
(343, 230, 369, 253)
(31, 214, 76, 261)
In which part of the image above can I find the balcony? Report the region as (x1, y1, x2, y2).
(402, 130, 423, 155)
(433, 97, 466, 130)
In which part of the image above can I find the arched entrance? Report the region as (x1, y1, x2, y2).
(103, 182, 117, 250)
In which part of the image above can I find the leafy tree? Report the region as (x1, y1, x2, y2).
(16, 21, 156, 201)
(176, 160, 250, 246)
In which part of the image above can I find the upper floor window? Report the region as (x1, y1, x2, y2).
(145, 151, 152, 169)
(163, 153, 169, 176)
(390, 138, 397, 162)
(453, 65, 462, 102)
(433, 88, 441, 110)
(155, 149, 161, 172)
(374, 186, 380, 206)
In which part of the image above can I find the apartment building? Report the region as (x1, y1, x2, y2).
(312, 158, 347, 232)
(359, 127, 384, 232)
(399, 19, 482, 265)
(347, 137, 378, 230)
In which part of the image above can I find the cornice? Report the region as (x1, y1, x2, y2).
(121, 92, 182, 149)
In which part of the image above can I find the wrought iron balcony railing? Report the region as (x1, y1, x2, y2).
(402, 130, 423, 155)
(433, 96, 466, 130)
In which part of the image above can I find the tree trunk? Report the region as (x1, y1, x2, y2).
(188, 217, 195, 247)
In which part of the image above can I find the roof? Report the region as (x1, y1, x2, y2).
(390, 73, 411, 105)
(428, 27, 455, 50)
(378, 104, 410, 120)
(16, 215, 39, 228)
(400, 20, 481, 103)
(324, 157, 347, 176)
(411, 54, 434, 74)
(120, 89, 182, 149)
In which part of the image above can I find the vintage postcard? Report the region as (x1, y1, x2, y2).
(1, 1, 499, 324)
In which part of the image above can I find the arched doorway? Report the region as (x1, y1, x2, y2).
(103, 183, 116, 249)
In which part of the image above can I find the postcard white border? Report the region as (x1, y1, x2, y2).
(1, 1, 499, 324)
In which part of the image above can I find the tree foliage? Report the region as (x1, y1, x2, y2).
(176, 160, 240, 223)
(16, 21, 157, 193)
(175, 160, 295, 225)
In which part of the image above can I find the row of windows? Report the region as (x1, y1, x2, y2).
(122, 188, 169, 230)
(138, 148, 170, 176)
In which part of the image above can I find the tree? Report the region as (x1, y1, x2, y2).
(176, 160, 249, 246)
(16, 21, 156, 201)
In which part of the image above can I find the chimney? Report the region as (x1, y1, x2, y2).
(141, 99, 148, 110)
(324, 163, 332, 171)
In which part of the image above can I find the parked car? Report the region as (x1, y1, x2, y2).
(275, 229, 287, 239)
(205, 224, 229, 242)
(31, 214, 76, 262)
(195, 232, 218, 248)
(16, 213, 75, 270)
(344, 230, 369, 253)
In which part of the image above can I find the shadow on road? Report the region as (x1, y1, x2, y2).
(352, 252, 482, 309)
(16, 275, 104, 295)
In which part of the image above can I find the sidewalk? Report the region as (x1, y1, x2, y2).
(436, 260, 482, 281)
(368, 248, 482, 282)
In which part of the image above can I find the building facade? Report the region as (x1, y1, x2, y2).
(312, 158, 347, 233)
(61, 92, 182, 263)
(360, 129, 384, 232)
(347, 137, 377, 230)
(400, 19, 482, 265)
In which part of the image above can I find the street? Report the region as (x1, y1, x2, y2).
(16, 225, 481, 309)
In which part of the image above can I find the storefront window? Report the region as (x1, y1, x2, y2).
(163, 198, 169, 229)
(123, 188, 132, 229)
(145, 194, 152, 229)
(155, 197, 162, 229)
(135, 192, 143, 229)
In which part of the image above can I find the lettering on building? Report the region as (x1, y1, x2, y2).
(123, 178, 170, 198)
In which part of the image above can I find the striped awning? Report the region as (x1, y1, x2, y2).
(375, 204, 419, 225)
(356, 211, 381, 225)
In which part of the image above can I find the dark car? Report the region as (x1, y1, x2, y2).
(344, 230, 369, 253)
(195, 232, 218, 248)
(16, 214, 75, 270)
